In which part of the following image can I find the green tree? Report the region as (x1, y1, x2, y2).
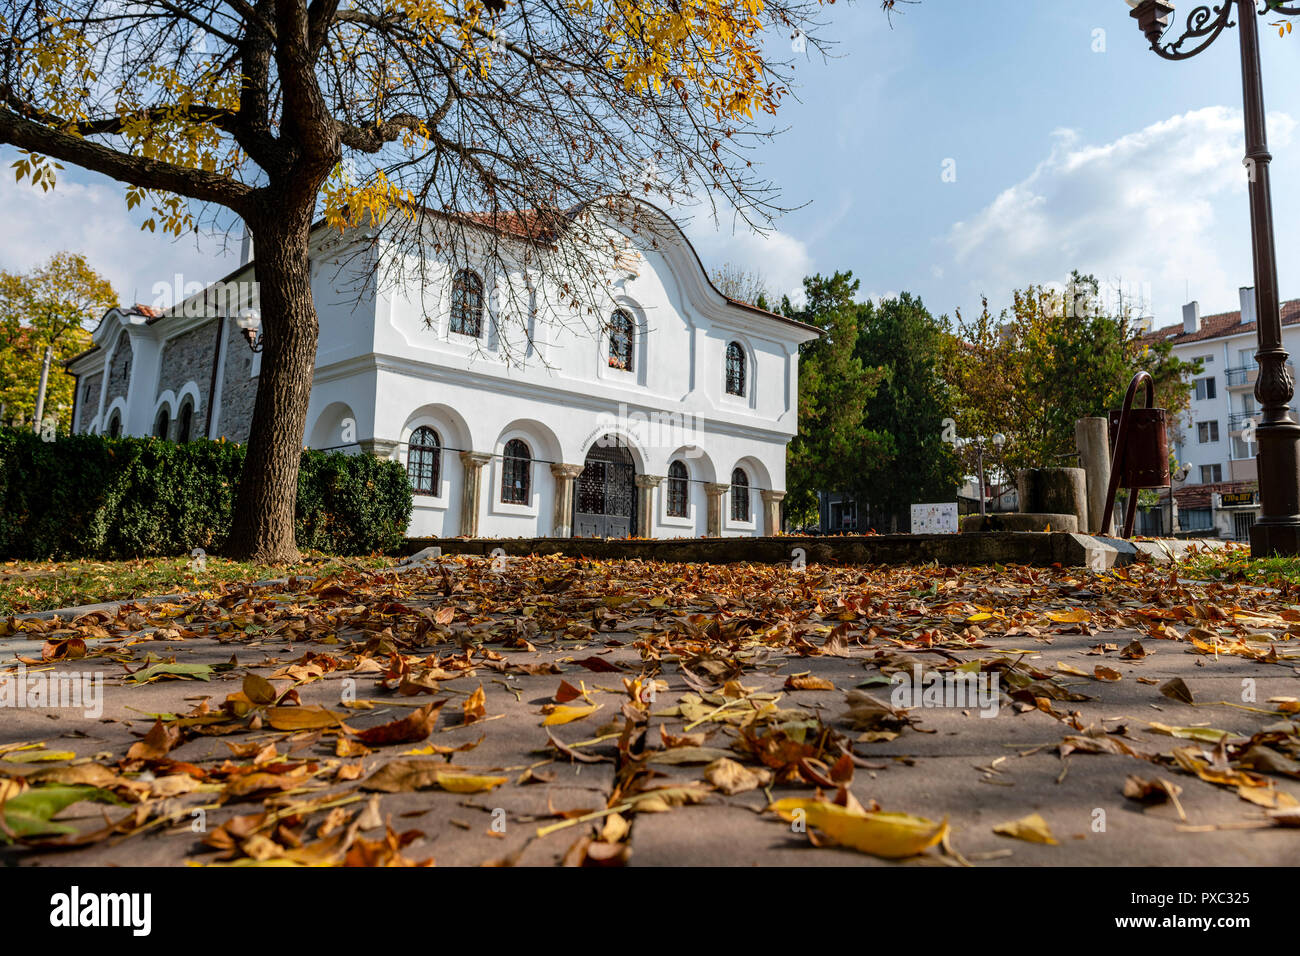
(944, 272, 1199, 476)
(0, 253, 117, 432)
(854, 292, 961, 527)
(781, 272, 887, 527)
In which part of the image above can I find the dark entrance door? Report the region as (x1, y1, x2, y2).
(574, 439, 636, 538)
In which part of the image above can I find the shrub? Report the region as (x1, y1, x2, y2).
(0, 428, 412, 559)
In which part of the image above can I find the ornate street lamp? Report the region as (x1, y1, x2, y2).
(235, 306, 264, 353)
(1127, 0, 1300, 555)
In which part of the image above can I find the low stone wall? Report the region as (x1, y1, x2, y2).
(399, 532, 1125, 568)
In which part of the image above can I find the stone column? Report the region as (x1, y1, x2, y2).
(1075, 417, 1112, 534)
(635, 475, 663, 538)
(459, 451, 492, 537)
(760, 489, 786, 537)
(705, 482, 729, 537)
(550, 463, 584, 537)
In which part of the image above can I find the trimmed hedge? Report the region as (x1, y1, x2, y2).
(0, 428, 413, 559)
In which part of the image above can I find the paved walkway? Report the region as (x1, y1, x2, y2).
(1, 556, 1297, 866)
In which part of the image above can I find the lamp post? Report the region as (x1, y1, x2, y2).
(1127, 0, 1300, 556)
(959, 433, 1006, 516)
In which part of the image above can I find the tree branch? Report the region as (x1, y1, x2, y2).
(0, 107, 253, 213)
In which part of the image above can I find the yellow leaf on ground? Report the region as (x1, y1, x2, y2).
(1046, 609, 1091, 624)
(993, 812, 1059, 845)
(768, 798, 948, 859)
(542, 703, 600, 726)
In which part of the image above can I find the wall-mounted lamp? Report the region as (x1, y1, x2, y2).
(235, 306, 263, 353)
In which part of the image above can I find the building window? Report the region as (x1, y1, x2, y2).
(406, 426, 442, 495)
(667, 460, 689, 517)
(725, 342, 746, 396)
(107, 412, 122, 438)
(730, 467, 750, 521)
(1181, 507, 1213, 531)
(1232, 435, 1256, 460)
(1200, 463, 1223, 484)
(608, 309, 634, 371)
(501, 438, 531, 504)
(1197, 421, 1220, 443)
(153, 407, 170, 440)
(177, 401, 194, 443)
(450, 268, 484, 337)
(1194, 377, 1217, 401)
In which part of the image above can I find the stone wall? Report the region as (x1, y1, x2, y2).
(158, 321, 220, 429)
(104, 332, 133, 408)
(77, 372, 102, 432)
(216, 318, 258, 442)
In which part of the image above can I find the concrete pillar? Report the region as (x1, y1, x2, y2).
(459, 451, 492, 537)
(760, 489, 786, 536)
(635, 474, 663, 538)
(550, 463, 583, 537)
(705, 482, 729, 537)
(1075, 417, 1112, 534)
(1017, 467, 1088, 531)
(359, 438, 399, 459)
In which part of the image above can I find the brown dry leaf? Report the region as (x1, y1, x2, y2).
(1123, 775, 1186, 819)
(461, 684, 487, 724)
(784, 674, 835, 691)
(353, 700, 446, 746)
(1159, 678, 1194, 704)
(266, 705, 351, 732)
(126, 719, 181, 761)
(704, 757, 773, 795)
(554, 680, 584, 703)
(362, 759, 507, 794)
(1119, 640, 1147, 660)
(243, 673, 278, 706)
(343, 824, 434, 867)
(1093, 665, 1122, 682)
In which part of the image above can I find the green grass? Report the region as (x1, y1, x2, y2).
(1177, 543, 1300, 586)
(0, 553, 397, 615)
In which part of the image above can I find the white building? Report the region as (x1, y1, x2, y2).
(1143, 287, 1300, 541)
(64, 201, 818, 539)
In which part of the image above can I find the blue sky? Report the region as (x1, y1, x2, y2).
(2, 0, 1299, 327)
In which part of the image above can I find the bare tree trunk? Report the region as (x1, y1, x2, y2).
(223, 201, 319, 563)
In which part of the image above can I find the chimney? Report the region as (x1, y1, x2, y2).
(1239, 286, 1257, 327)
(1182, 300, 1200, 335)
(239, 227, 254, 267)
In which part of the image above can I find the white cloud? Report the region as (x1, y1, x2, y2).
(682, 217, 814, 309)
(944, 106, 1296, 321)
(0, 156, 238, 308)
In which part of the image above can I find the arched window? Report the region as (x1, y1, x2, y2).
(608, 309, 634, 371)
(667, 460, 689, 517)
(725, 342, 746, 396)
(406, 426, 442, 495)
(450, 268, 484, 337)
(730, 467, 750, 522)
(501, 438, 531, 504)
(153, 407, 170, 440)
(107, 412, 122, 438)
(177, 401, 194, 443)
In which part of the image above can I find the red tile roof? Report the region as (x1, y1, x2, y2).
(1171, 479, 1257, 510)
(1142, 298, 1300, 347)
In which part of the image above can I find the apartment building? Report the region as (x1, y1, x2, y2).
(1143, 287, 1300, 541)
